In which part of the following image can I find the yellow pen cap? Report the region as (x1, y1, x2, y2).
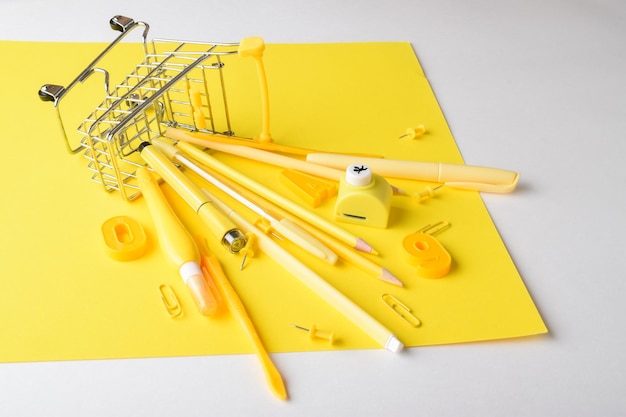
(138, 142, 246, 253)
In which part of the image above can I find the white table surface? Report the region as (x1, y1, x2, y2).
(2, 1, 625, 415)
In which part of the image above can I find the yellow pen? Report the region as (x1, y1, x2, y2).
(136, 167, 222, 316)
(306, 153, 520, 193)
(138, 142, 247, 254)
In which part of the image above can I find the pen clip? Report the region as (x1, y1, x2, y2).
(445, 173, 520, 193)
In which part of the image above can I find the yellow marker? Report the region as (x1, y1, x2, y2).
(136, 167, 222, 315)
(195, 236, 288, 400)
(138, 142, 247, 254)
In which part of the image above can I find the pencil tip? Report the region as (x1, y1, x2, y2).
(391, 185, 407, 195)
(355, 238, 378, 255)
(380, 268, 404, 287)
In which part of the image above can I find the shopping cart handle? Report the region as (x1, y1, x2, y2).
(109, 15, 136, 33)
(38, 84, 65, 103)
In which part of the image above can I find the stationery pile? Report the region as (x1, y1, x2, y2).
(1, 15, 546, 400)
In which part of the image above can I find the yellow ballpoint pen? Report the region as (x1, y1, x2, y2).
(136, 167, 221, 316)
(138, 142, 247, 254)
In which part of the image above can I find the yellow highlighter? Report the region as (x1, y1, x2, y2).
(138, 142, 247, 254)
(136, 166, 222, 316)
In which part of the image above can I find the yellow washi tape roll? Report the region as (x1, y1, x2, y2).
(402, 232, 451, 278)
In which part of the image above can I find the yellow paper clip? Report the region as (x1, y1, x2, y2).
(382, 294, 421, 327)
(159, 284, 183, 318)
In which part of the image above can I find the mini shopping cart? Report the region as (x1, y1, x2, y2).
(39, 15, 271, 201)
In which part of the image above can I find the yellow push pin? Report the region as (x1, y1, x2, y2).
(291, 324, 335, 345)
(399, 125, 426, 139)
(412, 185, 443, 203)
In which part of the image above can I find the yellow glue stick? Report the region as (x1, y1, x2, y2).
(136, 166, 222, 316)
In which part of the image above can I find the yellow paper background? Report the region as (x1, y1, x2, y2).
(0, 39, 546, 362)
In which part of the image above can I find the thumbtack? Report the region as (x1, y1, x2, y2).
(399, 125, 426, 139)
(412, 185, 443, 203)
(238, 233, 257, 270)
(291, 324, 335, 345)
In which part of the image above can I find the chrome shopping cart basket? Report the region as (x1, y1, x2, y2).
(39, 15, 270, 201)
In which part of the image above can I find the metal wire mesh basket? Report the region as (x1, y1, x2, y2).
(39, 15, 266, 201)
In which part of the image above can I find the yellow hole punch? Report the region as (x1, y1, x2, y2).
(334, 164, 392, 229)
(101, 216, 148, 261)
